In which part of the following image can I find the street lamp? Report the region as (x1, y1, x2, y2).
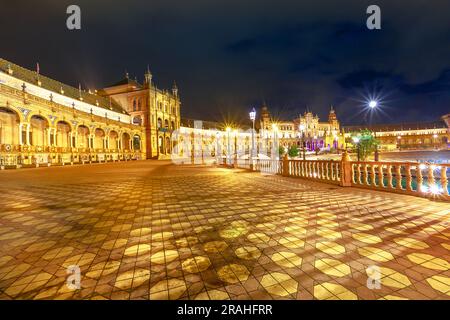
(226, 127, 231, 165)
(233, 129, 238, 160)
(249, 108, 256, 161)
(368, 99, 379, 161)
(299, 124, 306, 160)
(272, 124, 279, 159)
(352, 136, 360, 162)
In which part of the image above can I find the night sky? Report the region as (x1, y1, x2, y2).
(2, 0, 450, 125)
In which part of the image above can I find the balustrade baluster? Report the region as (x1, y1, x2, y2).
(318, 162, 322, 179)
(417, 164, 424, 192)
(405, 164, 412, 192)
(378, 165, 384, 188)
(428, 165, 435, 192)
(371, 165, 377, 187)
(396, 165, 403, 190)
(320, 162, 324, 179)
(363, 164, 369, 185)
(387, 165, 394, 189)
(441, 166, 449, 196)
(356, 164, 362, 185)
(330, 162, 334, 180)
(351, 164, 357, 184)
(336, 163, 340, 181)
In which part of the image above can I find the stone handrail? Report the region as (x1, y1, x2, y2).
(233, 153, 449, 201)
(285, 159, 341, 185)
(350, 161, 449, 200)
(255, 159, 282, 175)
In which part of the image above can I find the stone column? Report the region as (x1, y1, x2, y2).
(46, 128, 51, 147)
(282, 154, 289, 176)
(53, 128, 57, 146)
(25, 123, 31, 145)
(340, 151, 352, 187)
(69, 132, 73, 148)
(18, 123, 24, 145)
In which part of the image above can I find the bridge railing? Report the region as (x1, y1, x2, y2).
(233, 153, 449, 201)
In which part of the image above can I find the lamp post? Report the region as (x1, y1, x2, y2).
(334, 134, 339, 154)
(234, 129, 238, 166)
(272, 124, 278, 159)
(374, 131, 379, 161)
(299, 124, 306, 160)
(226, 127, 231, 166)
(353, 136, 360, 162)
(249, 108, 256, 162)
(368, 100, 379, 161)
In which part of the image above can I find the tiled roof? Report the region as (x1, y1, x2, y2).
(105, 77, 142, 89)
(0, 58, 126, 114)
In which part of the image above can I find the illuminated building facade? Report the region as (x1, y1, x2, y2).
(343, 118, 449, 151)
(174, 119, 252, 163)
(259, 104, 344, 152)
(0, 59, 145, 168)
(100, 70, 180, 159)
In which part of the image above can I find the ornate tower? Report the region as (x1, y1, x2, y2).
(328, 105, 339, 131)
(260, 103, 271, 131)
(144, 67, 152, 88)
(172, 81, 178, 98)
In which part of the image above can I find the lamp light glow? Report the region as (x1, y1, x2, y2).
(249, 108, 256, 121)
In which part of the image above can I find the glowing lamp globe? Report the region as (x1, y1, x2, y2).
(249, 108, 256, 121)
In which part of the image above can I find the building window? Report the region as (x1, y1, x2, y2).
(133, 116, 142, 126)
(137, 98, 142, 111)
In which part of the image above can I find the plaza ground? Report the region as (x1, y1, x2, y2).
(0, 160, 449, 300)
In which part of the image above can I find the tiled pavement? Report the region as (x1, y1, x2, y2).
(0, 160, 449, 300)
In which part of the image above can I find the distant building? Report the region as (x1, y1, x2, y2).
(259, 104, 344, 152)
(99, 69, 180, 159)
(343, 118, 449, 151)
(0, 58, 145, 167)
